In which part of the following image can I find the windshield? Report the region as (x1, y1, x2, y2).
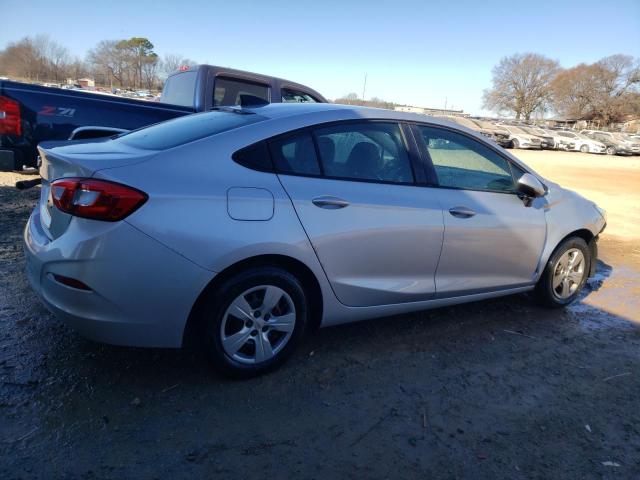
(114, 110, 266, 150)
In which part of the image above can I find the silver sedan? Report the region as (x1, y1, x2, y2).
(24, 104, 607, 377)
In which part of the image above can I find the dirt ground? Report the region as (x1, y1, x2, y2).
(1, 151, 639, 479)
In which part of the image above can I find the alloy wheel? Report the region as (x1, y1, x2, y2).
(552, 248, 585, 299)
(220, 285, 296, 364)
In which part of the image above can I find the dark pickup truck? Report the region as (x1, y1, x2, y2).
(0, 65, 326, 170)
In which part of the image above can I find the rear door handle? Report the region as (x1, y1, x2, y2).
(312, 196, 350, 209)
(449, 206, 476, 218)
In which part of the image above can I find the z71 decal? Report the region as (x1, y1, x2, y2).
(39, 106, 76, 117)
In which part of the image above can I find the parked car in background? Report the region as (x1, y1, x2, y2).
(467, 118, 511, 147)
(555, 131, 606, 154)
(528, 127, 576, 150)
(500, 125, 543, 149)
(24, 103, 606, 377)
(520, 126, 555, 149)
(580, 130, 640, 155)
(0, 65, 327, 171)
(444, 116, 509, 146)
(579, 130, 632, 156)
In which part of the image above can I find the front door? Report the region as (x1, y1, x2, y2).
(413, 124, 547, 295)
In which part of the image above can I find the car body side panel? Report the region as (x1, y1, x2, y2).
(95, 134, 339, 325)
(278, 175, 444, 306)
(534, 182, 605, 279)
(433, 189, 547, 294)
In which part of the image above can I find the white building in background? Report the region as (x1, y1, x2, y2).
(394, 105, 468, 117)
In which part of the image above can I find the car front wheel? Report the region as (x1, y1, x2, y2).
(580, 144, 589, 153)
(606, 146, 616, 155)
(202, 267, 309, 378)
(535, 237, 591, 308)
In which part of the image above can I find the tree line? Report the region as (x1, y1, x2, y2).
(483, 53, 640, 125)
(0, 35, 195, 90)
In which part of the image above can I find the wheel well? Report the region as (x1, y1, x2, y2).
(553, 228, 597, 276)
(563, 228, 594, 245)
(182, 255, 324, 347)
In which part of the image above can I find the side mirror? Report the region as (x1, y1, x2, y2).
(517, 173, 545, 198)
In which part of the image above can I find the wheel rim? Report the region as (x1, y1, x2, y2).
(606, 147, 615, 155)
(581, 145, 588, 153)
(220, 285, 296, 364)
(552, 248, 586, 299)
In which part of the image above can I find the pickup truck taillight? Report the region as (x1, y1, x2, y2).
(0, 95, 21, 135)
(50, 178, 147, 221)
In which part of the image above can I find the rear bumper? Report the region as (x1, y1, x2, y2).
(23, 209, 214, 348)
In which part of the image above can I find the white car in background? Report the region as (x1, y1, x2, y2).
(500, 125, 543, 149)
(521, 126, 573, 150)
(581, 130, 640, 155)
(555, 131, 606, 153)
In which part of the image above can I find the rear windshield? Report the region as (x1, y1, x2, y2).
(114, 110, 266, 150)
(161, 71, 197, 107)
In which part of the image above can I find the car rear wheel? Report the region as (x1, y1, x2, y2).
(535, 237, 591, 308)
(580, 144, 589, 153)
(606, 146, 616, 155)
(201, 267, 309, 378)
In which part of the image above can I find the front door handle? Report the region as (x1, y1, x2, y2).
(312, 196, 350, 209)
(449, 206, 476, 218)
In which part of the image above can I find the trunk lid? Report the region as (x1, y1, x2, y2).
(37, 139, 157, 239)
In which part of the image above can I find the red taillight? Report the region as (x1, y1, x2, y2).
(0, 95, 22, 136)
(50, 178, 147, 221)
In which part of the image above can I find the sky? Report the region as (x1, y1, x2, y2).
(1, 0, 639, 115)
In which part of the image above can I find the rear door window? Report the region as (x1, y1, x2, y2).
(213, 77, 270, 107)
(313, 122, 414, 183)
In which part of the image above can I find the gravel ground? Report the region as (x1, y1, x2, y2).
(1, 154, 639, 479)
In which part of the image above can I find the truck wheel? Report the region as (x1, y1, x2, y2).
(535, 237, 591, 308)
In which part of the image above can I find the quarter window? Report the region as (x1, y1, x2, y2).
(313, 123, 414, 183)
(416, 126, 516, 192)
(269, 133, 321, 175)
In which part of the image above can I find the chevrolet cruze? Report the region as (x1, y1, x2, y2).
(24, 103, 607, 377)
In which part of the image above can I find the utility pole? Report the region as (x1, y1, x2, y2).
(362, 73, 367, 101)
(444, 97, 448, 114)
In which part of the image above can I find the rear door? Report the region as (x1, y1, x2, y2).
(413, 124, 547, 296)
(274, 121, 444, 307)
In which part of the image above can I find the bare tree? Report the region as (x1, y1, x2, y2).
(483, 53, 559, 121)
(160, 53, 196, 78)
(552, 55, 640, 125)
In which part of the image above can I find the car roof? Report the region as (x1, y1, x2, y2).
(240, 102, 461, 127)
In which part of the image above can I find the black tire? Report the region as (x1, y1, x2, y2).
(201, 267, 309, 378)
(535, 237, 591, 308)
(606, 146, 616, 155)
(580, 144, 589, 153)
(512, 138, 520, 149)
